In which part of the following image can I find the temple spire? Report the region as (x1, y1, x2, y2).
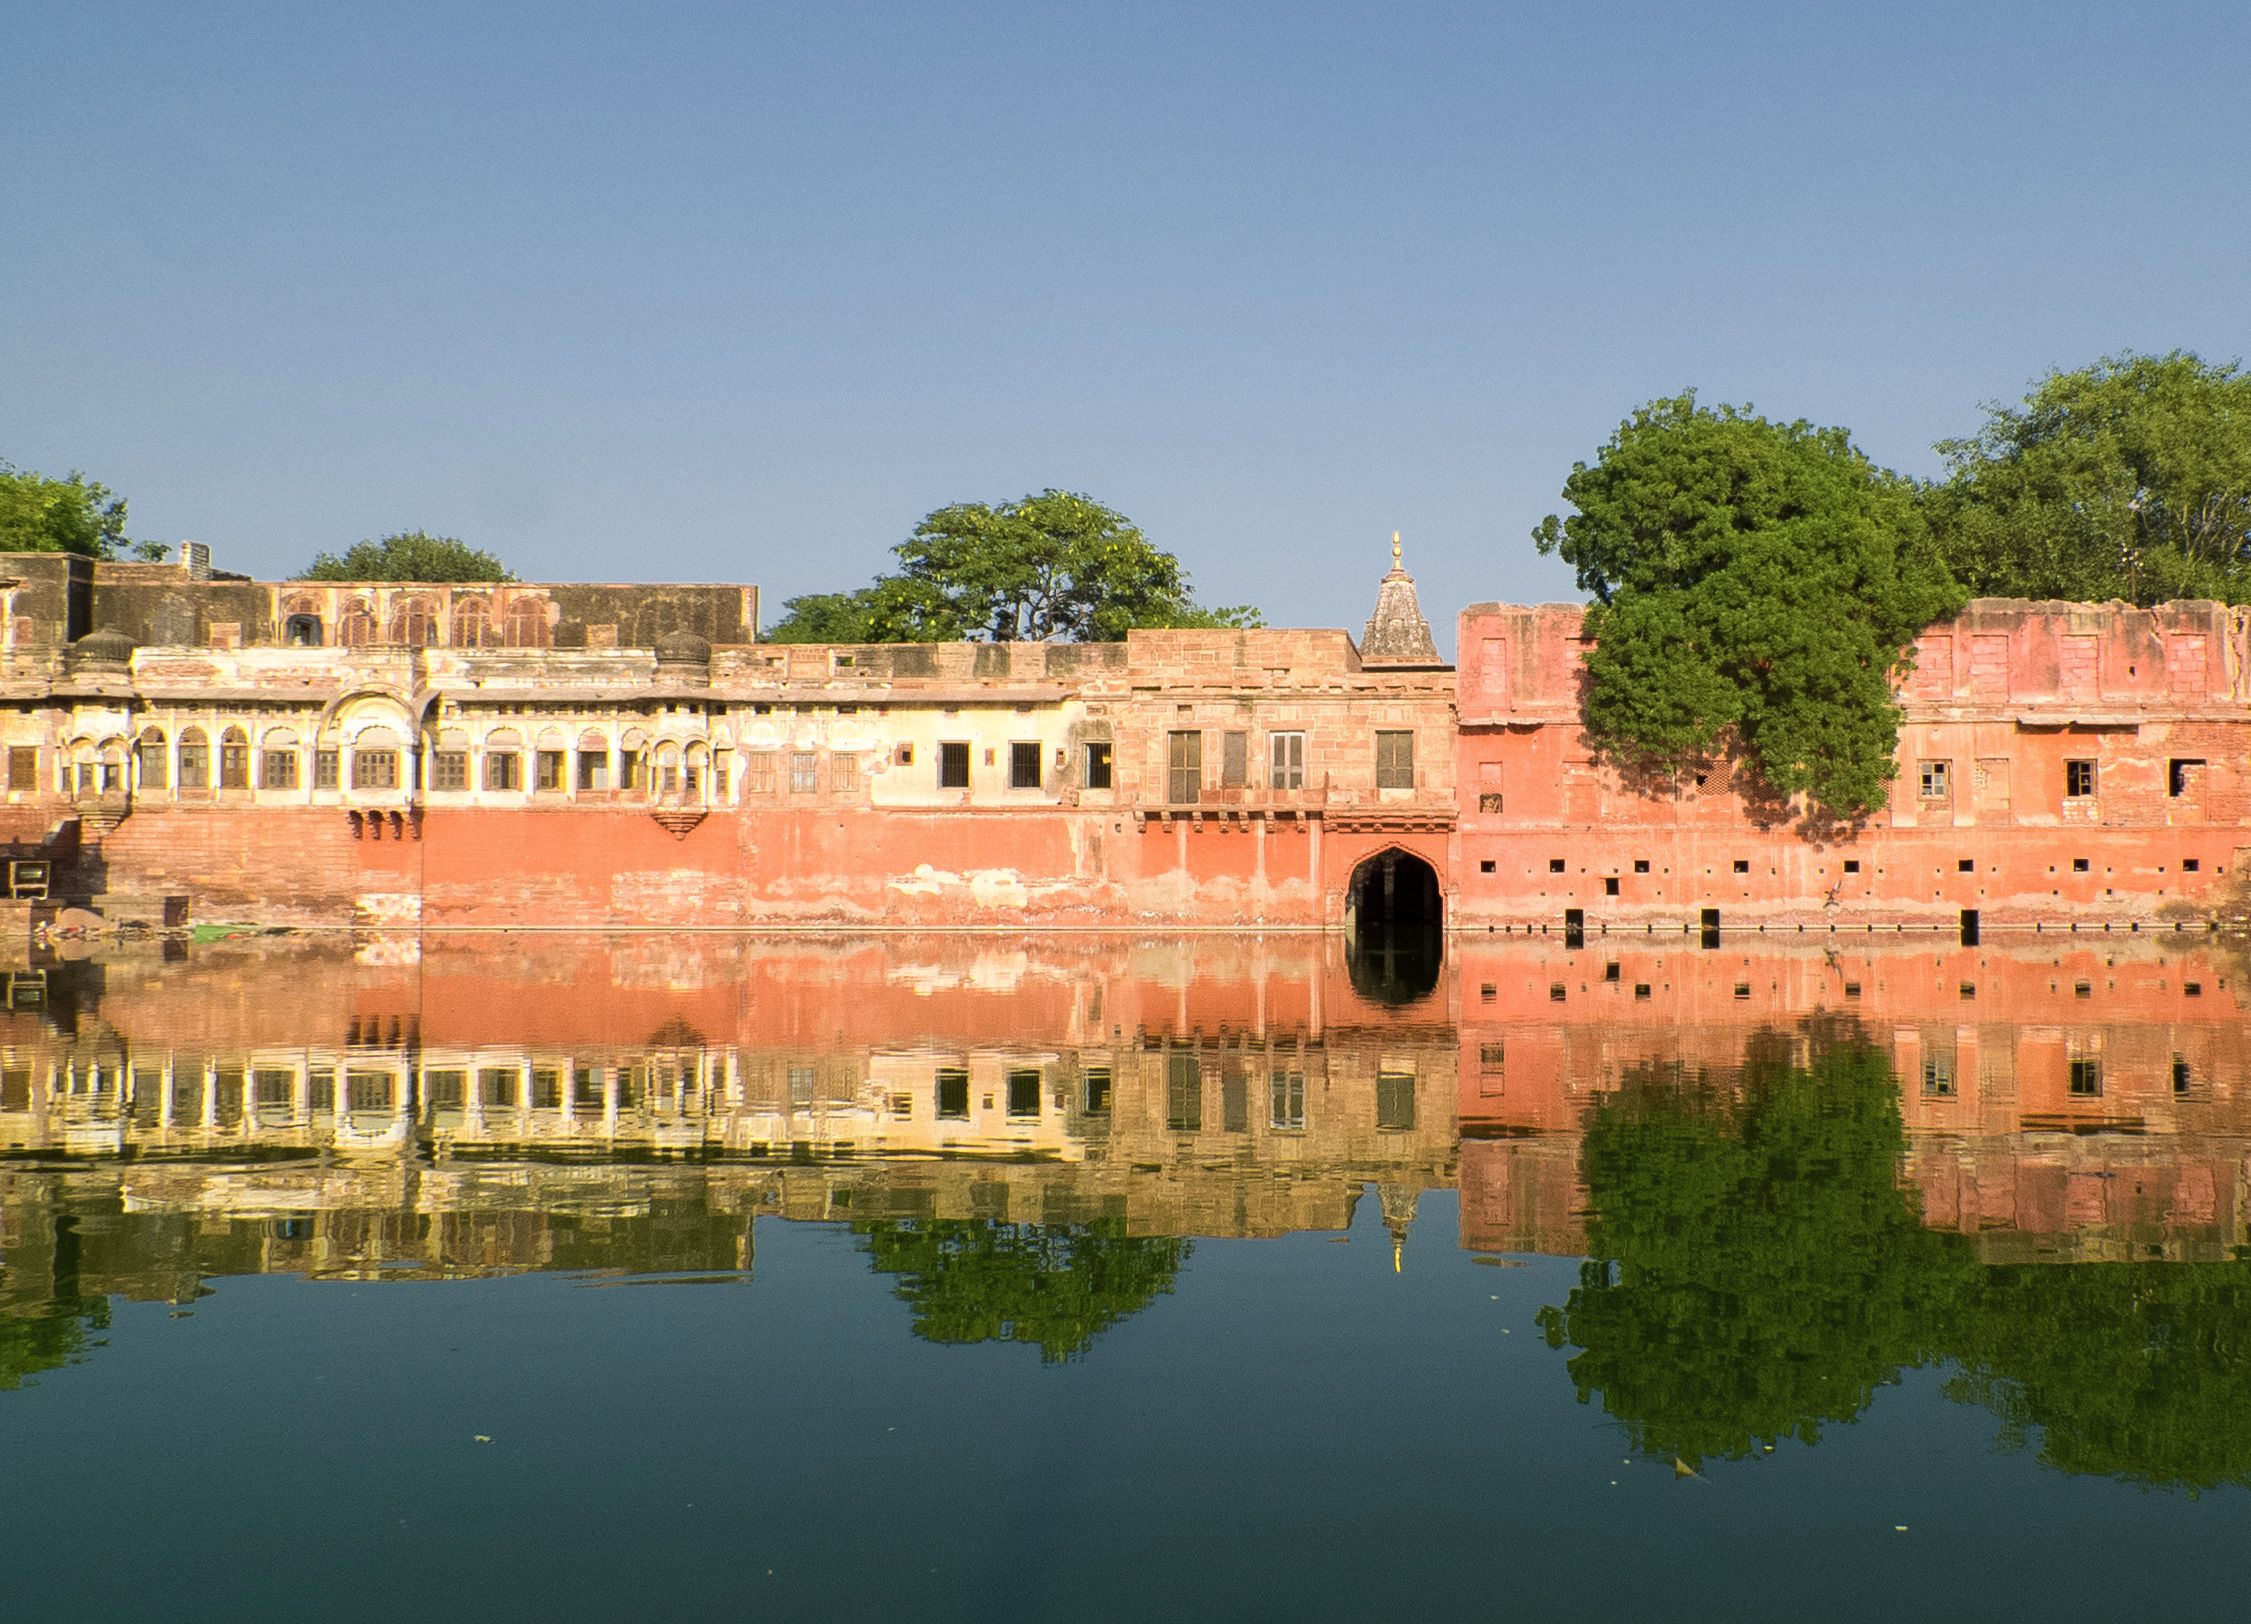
(1361, 530, 1441, 666)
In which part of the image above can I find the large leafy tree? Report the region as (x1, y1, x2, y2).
(0, 460, 164, 559)
(300, 529, 513, 582)
(767, 490, 1259, 643)
(855, 1216, 1187, 1361)
(1534, 394, 1963, 822)
(1929, 351, 2251, 606)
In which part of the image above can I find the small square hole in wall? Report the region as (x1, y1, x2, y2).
(1733, 982, 1751, 1000)
(1633, 983, 1651, 1000)
(1549, 858, 1566, 873)
(1480, 983, 1496, 1003)
(1479, 859, 1496, 874)
(1604, 876, 1620, 896)
(2184, 858, 2201, 873)
(1604, 962, 1620, 982)
(1957, 859, 1975, 873)
(1633, 858, 1650, 874)
(1844, 860, 1861, 874)
(1844, 982, 1861, 998)
(1959, 983, 1976, 1000)
(1548, 983, 1567, 1003)
(2074, 980, 2092, 998)
(1732, 859, 1749, 874)
(2072, 858, 2090, 873)
(2186, 981, 2203, 997)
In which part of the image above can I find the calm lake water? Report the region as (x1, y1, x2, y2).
(3, 929, 2247, 1621)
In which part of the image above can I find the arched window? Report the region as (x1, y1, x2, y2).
(177, 727, 209, 790)
(284, 613, 323, 646)
(504, 599, 550, 649)
(451, 597, 494, 648)
(338, 602, 377, 648)
(575, 728, 610, 792)
(219, 726, 250, 789)
(388, 598, 437, 647)
(260, 727, 301, 791)
(135, 727, 169, 791)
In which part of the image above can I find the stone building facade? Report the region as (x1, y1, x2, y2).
(0, 542, 2246, 929)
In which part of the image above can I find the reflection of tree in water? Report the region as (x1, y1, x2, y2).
(2, 1215, 111, 1393)
(1537, 1021, 1962, 1466)
(1539, 1018, 2251, 1490)
(855, 1218, 1187, 1362)
(1947, 1262, 2251, 1493)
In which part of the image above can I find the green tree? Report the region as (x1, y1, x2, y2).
(1534, 395, 1964, 822)
(0, 460, 147, 559)
(855, 1216, 1187, 1361)
(766, 490, 1259, 642)
(300, 530, 514, 582)
(1536, 1021, 1970, 1467)
(1929, 351, 2251, 606)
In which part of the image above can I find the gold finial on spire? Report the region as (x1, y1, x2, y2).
(1391, 529, 1402, 569)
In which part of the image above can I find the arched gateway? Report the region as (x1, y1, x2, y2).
(1346, 847, 1443, 1004)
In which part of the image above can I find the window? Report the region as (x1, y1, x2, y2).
(939, 741, 971, 789)
(314, 748, 340, 790)
(832, 753, 859, 795)
(1922, 1054, 1956, 1097)
(935, 1068, 969, 1119)
(2066, 759, 2096, 798)
(1082, 1066, 1112, 1114)
(2184, 857, 2201, 873)
(482, 1068, 519, 1109)
(1479, 1041, 1506, 1075)
(1270, 732, 1305, 790)
(1166, 1050, 1202, 1132)
(2169, 758, 2205, 797)
(353, 749, 399, 790)
(430, 751, 468, 791)
(1374, 730, 1415, 789)
(219, 728, 250, 789)
(1009, 741, 1042, 790)
(283, 613, 322, 646)
(485, 752, 521, 791)
(6, 745, 37, 790)
(2173, 1057, 2193, 1095)
(1732, 859, 1750, 874)
(1843, 859, 1860, 873)
(1167, 730, 1202, 803)
(135, 732, 167, 790)
(1479, 859, 1496, 874)
(535, 750, 564, 791)
(260, 749, 299, 790)
(789, 752, 818, 794)
(1084, 742, 1113, 789)
(2068, 1057, 2102, 1097)
(1006, 1069, 1041, 1118)
(1957, 858, 1975, 873)
(1918, 760, 1950, 799)
(1375, 1072, 1415, 1131)
(1633, 858, 1649, 874)
(1270, 1070, 1305, 1130)
(1549, 857, 1565, 874)
(2072, 857, 2090, 873)
(577, 750, 608, 791)
(1222, 1064, 1248, 1133)
(530, 1069, 561, 1110)
(1604, 875, 1620, 896)
(1220, 731, 1247, 788)
(178, 729, 210, 788)
(745, 753, 776, 794)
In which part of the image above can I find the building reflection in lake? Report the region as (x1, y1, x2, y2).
(5, 930, 2251, 1482)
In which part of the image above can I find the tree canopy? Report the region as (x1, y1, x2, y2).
(299, 530, 514, 582)
(1928, 351, 2251, 606)
(0, 460, 163, 560)
(855, 1216, 1187, 1361)
(767, 491, 1259, 643)
(1534, 394, 1964, 822)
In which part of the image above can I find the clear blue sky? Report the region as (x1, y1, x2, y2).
(6, 2, 2246, 646)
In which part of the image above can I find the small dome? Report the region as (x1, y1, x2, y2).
(71, 628, 138, 665)
(653, 628, 712, 664)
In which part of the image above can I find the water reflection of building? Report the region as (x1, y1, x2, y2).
(0, 933, 1460, 1303)
(1453, 937, 2251, 1262)
(6, 931, 2251, 1305)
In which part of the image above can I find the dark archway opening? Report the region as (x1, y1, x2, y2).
(1346, 849, 1443, 1005)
